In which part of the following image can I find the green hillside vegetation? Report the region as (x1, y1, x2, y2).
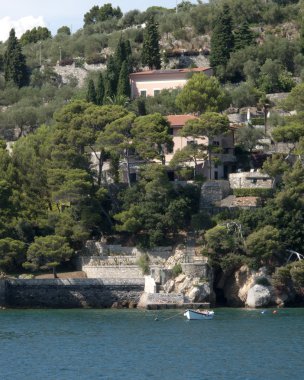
(0, 1, 303, 285)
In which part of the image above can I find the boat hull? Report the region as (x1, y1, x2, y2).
(184, 309, 214, 320)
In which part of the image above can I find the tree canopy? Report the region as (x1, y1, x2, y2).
(176, 74, 229, 114)
(4, 29, 28, 87)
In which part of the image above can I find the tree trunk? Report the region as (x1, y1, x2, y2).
(125, 149, 132, 188)
(90, 146, 106, 187)
(193, 157, 197, 180)
(53, 266, 58, 278)
(208, 147, 212, 180)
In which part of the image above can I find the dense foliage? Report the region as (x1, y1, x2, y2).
(0, 0, 303, 282)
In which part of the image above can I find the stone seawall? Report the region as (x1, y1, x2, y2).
(0, 279, 144, 309)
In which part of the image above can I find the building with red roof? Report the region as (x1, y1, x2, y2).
(166, 114, 236, 180)
(129, 67, 213, 98)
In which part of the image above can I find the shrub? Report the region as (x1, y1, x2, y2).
(233, 188, 273, 198)
(137, 253, 150, 275)
(255, 276, 271, 286)
(290, 261, 304, 288)
(59, 58, 74, 66)
(85, 55, 107, 65)
(271, 266, 291, 288)
(172, 263, 182, 277)
(220, 253, 245, 273)
(191, 212, 213, 232)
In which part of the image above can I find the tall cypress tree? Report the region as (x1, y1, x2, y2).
(234, 21, 254, 51)
(86, 79, 97, 104)
(4, 28, 28, 87)
(114, 36, 126, 73)
(114, 37, 133, 76)
(104, 56, 117, 100)
(96, 72, 105, 105)
(210, 5, 234, 69)
(142, 16, 161, 70)
(117, 61, 131, 98)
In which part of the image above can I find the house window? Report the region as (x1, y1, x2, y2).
(251, 179, 257, 184)
(140, 90, 147, 97)
(213, 141, 220, 146)
(214, 171, 218, 180)
(154, 89, 160, 96)
(169, 128, 174, 135)
(187, 140, 196, 146)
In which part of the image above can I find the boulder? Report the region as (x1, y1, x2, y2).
(221, 266, 275, 307)
(187, 283, 212, 303)
(246, 284, 272, 308)
(163, 279, 175, 293)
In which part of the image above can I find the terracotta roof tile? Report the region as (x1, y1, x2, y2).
(130, 67, 211, 77)
(167, 114, 198, 126)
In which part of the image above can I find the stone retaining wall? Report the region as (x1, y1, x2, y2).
(0, 279, 144, 308)
(181, 262, 212, 279)
(82, 242, 172, 263)
(81, 264, 143, 279)
(200, 180, 231, 208)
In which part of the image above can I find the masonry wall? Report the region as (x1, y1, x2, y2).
(200, 180, 231, 208)
(0, 279, 144, 308)
(181, 262, 212, 280)
(229, 172, 273, 189)
(81, 264, 143, 279)
(82, 243, 172, 263)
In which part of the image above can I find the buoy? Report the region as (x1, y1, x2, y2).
(261, 310, 266, 314)
(272, 310, 277, 314)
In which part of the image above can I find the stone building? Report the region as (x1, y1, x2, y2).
(229, 170, 274, 189)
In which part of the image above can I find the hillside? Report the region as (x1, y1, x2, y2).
(0, 1, 303, 302)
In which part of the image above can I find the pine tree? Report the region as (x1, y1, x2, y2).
(117, 61, 131, 98)
(4, 29, 28, 87)
(142, 16, 161, 70)
(86, 79, 97, 104)
(234, 21, 254, 51)
(96, 73, 105, 105)
(210, 5, 234, 69)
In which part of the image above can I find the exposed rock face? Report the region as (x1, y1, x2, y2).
(219, 266, 277, 307)
(165, 246, 187, 268)
(220, 265, 256, 306)
(141, 246, 216, 305)
(220, 265, 297, 307)
(246, 285, 272, 308)
(162, 271, 215, 304)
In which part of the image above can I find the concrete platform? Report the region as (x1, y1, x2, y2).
(146, 302, 210, 310)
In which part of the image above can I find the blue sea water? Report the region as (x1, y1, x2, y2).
(0, 308, 304, 380)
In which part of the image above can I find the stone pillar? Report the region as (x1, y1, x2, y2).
(0, 280, 7, 306)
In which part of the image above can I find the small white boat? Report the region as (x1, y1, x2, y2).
(184, 309, 215, 320)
